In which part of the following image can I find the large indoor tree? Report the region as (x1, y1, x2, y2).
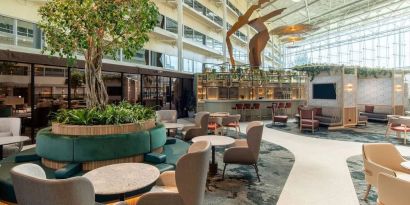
(39, 0, 158, 108)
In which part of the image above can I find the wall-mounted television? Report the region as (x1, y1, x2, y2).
(313, 83, 336, 99)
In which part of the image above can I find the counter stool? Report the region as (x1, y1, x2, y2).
(251, 103, 261, 120)
(232, 103, 244, 115)
(243, 103, 252, 121)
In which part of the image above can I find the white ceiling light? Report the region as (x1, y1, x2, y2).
(292, 0, 302, 2)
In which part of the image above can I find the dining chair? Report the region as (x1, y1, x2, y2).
(137, 141, 211, 205)
(222, 121, 264, 181)
(221, 114, 241, 137)
(362, 143, 410, 200)
(182, 112, 209, 141)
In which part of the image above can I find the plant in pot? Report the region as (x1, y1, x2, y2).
(184, 92, 196, 118)
(39, 0, 158, 134)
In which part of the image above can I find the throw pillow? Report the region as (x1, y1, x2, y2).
(365, 105, 374, 113)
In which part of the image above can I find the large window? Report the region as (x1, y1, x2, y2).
(165, 17, 177, 34)
(165, 54, 178, 70)
(0, 15, 14, 45)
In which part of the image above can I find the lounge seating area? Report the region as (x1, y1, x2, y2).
(3, 0, 410, 204)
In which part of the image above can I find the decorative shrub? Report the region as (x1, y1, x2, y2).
(53, 102, 155, 125)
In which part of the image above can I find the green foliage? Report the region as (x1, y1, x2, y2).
(53, 102, 155, 125)
(38, 0, 159, 62)
(292, 64, 393, 81)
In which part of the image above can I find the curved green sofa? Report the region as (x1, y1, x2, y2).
(0, 125, 190, 203)
(36, 123, 167, 163)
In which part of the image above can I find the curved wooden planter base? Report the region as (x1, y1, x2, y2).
(51, 119, 156, 136)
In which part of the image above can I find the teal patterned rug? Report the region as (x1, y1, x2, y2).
(202, 130, 295, 205)
(347, 155, 377, 205)
(266, 120, 409, 146)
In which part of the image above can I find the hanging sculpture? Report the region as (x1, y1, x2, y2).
(226, 0, 285, 69)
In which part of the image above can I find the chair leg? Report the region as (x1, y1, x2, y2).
(364, 184, 371, 201)
(235, 126, 239, 138)
(253, 164, 261, 182)
(222, 164, 227, 180)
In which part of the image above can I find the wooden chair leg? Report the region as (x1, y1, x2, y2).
(363, 184, 371, 200)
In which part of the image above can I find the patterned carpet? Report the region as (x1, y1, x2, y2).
(266, 119, 410, 146)
(347, 155, 377, 205)
(202, 130, 295, 205)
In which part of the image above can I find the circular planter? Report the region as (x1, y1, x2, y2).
(51, 119, 156, 136)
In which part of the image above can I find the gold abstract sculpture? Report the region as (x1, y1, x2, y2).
(226, 0, 285, 68)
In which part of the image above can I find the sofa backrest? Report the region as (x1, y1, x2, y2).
(358, 104, 393, 114)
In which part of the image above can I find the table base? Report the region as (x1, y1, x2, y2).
(209, 162, 218, 176)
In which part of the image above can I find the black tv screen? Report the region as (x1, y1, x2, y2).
(313, 83, 336, 99)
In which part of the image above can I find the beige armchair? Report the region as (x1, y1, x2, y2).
(156, 110, 177, 123)
(181, 112, 209, 141)
(0, 117, 24, 157)
(377, 173, 410, 205)
(11, 163, 100, 205)
(362, 143, 410, 200)
(223, 121, 264, 181)
(137, 141, 211, 205)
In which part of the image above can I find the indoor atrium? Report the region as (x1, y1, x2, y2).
(1, 0, 410, 205)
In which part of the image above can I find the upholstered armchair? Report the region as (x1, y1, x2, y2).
(300, 109, 319, 133)
(377, 173, 410, 205)
(223, 121, 264, 181)
(182, 112, 209, 141)
(385, 117, 410, 144)
(362, 143, 410, 200)
(11, 163, 101, 205)
(208, 116, 223, 135)
(137, 141, 211, 205)
(221, 114, 241, 137)
(0, 118, 23, 157)
(156, 110, 177, 123)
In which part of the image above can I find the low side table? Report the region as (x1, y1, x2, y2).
(163, 123, 184, 136)
(192, 135, 235, 176)
(0, 136, 30, 159)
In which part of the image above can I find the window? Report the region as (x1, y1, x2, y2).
(184, 26, 194, 39)
(165, 17, 177, 34)
(183, 59, 194, 72)
(165, 55, 178, 70)
(0, 15, 14, 45)
(157, 14, 165, 29)
(194, 31, 205, 45)
(193, 1, 205, 15)
(150, 51, 164, 68)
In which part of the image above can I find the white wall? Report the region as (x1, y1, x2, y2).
(357, 78, 392, 106)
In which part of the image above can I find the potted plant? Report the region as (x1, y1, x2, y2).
(184, 92, 196, 118)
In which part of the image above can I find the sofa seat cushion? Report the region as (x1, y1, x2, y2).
(360, 112, 388, 121)
(162, 139, 189, 167)
(0, 132, 11, 137)
(391, 126, 410, 132)
(359, 115, 368, 121)
(145, 153, 167, 164)
(208, 123, 221, 130)
(165, 138, 176, 145)
(14, 154, 41, 163)
(301, 119, 319, 127)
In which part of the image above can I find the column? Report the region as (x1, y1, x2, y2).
(177, 0, 184, 72)
(222, 0, 228, 63)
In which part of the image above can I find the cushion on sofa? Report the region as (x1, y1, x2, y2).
(314, 108, 322, 116)
(14, 154, 41, 163)
(55, 163, 82, 179)
(165, 138, 176, 145)
(365, 105, 374, 113)
(144, 153, 166, 164)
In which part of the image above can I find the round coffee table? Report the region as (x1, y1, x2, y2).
(192, 135, 235, 176)
(83, 163, 160, 201)
(0, 136, 30, 159)
(163, 122, 184, 136)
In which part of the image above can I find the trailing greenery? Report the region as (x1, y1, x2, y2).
(292, 64, 393, 81)
(53, 102, 155, 125)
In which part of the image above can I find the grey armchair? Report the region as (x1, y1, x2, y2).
(0, 117, 24, 157)
(182, 112, 209, 141)
(137, 141, 211, 205)
(11, 163, 100, 205)
(223, 121, 264, 181)
(156, 110, 177, 123)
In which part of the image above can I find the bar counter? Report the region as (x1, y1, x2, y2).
(197, 99, 306, 120)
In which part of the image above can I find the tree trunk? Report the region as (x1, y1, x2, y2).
(84, 45, 108, 108)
